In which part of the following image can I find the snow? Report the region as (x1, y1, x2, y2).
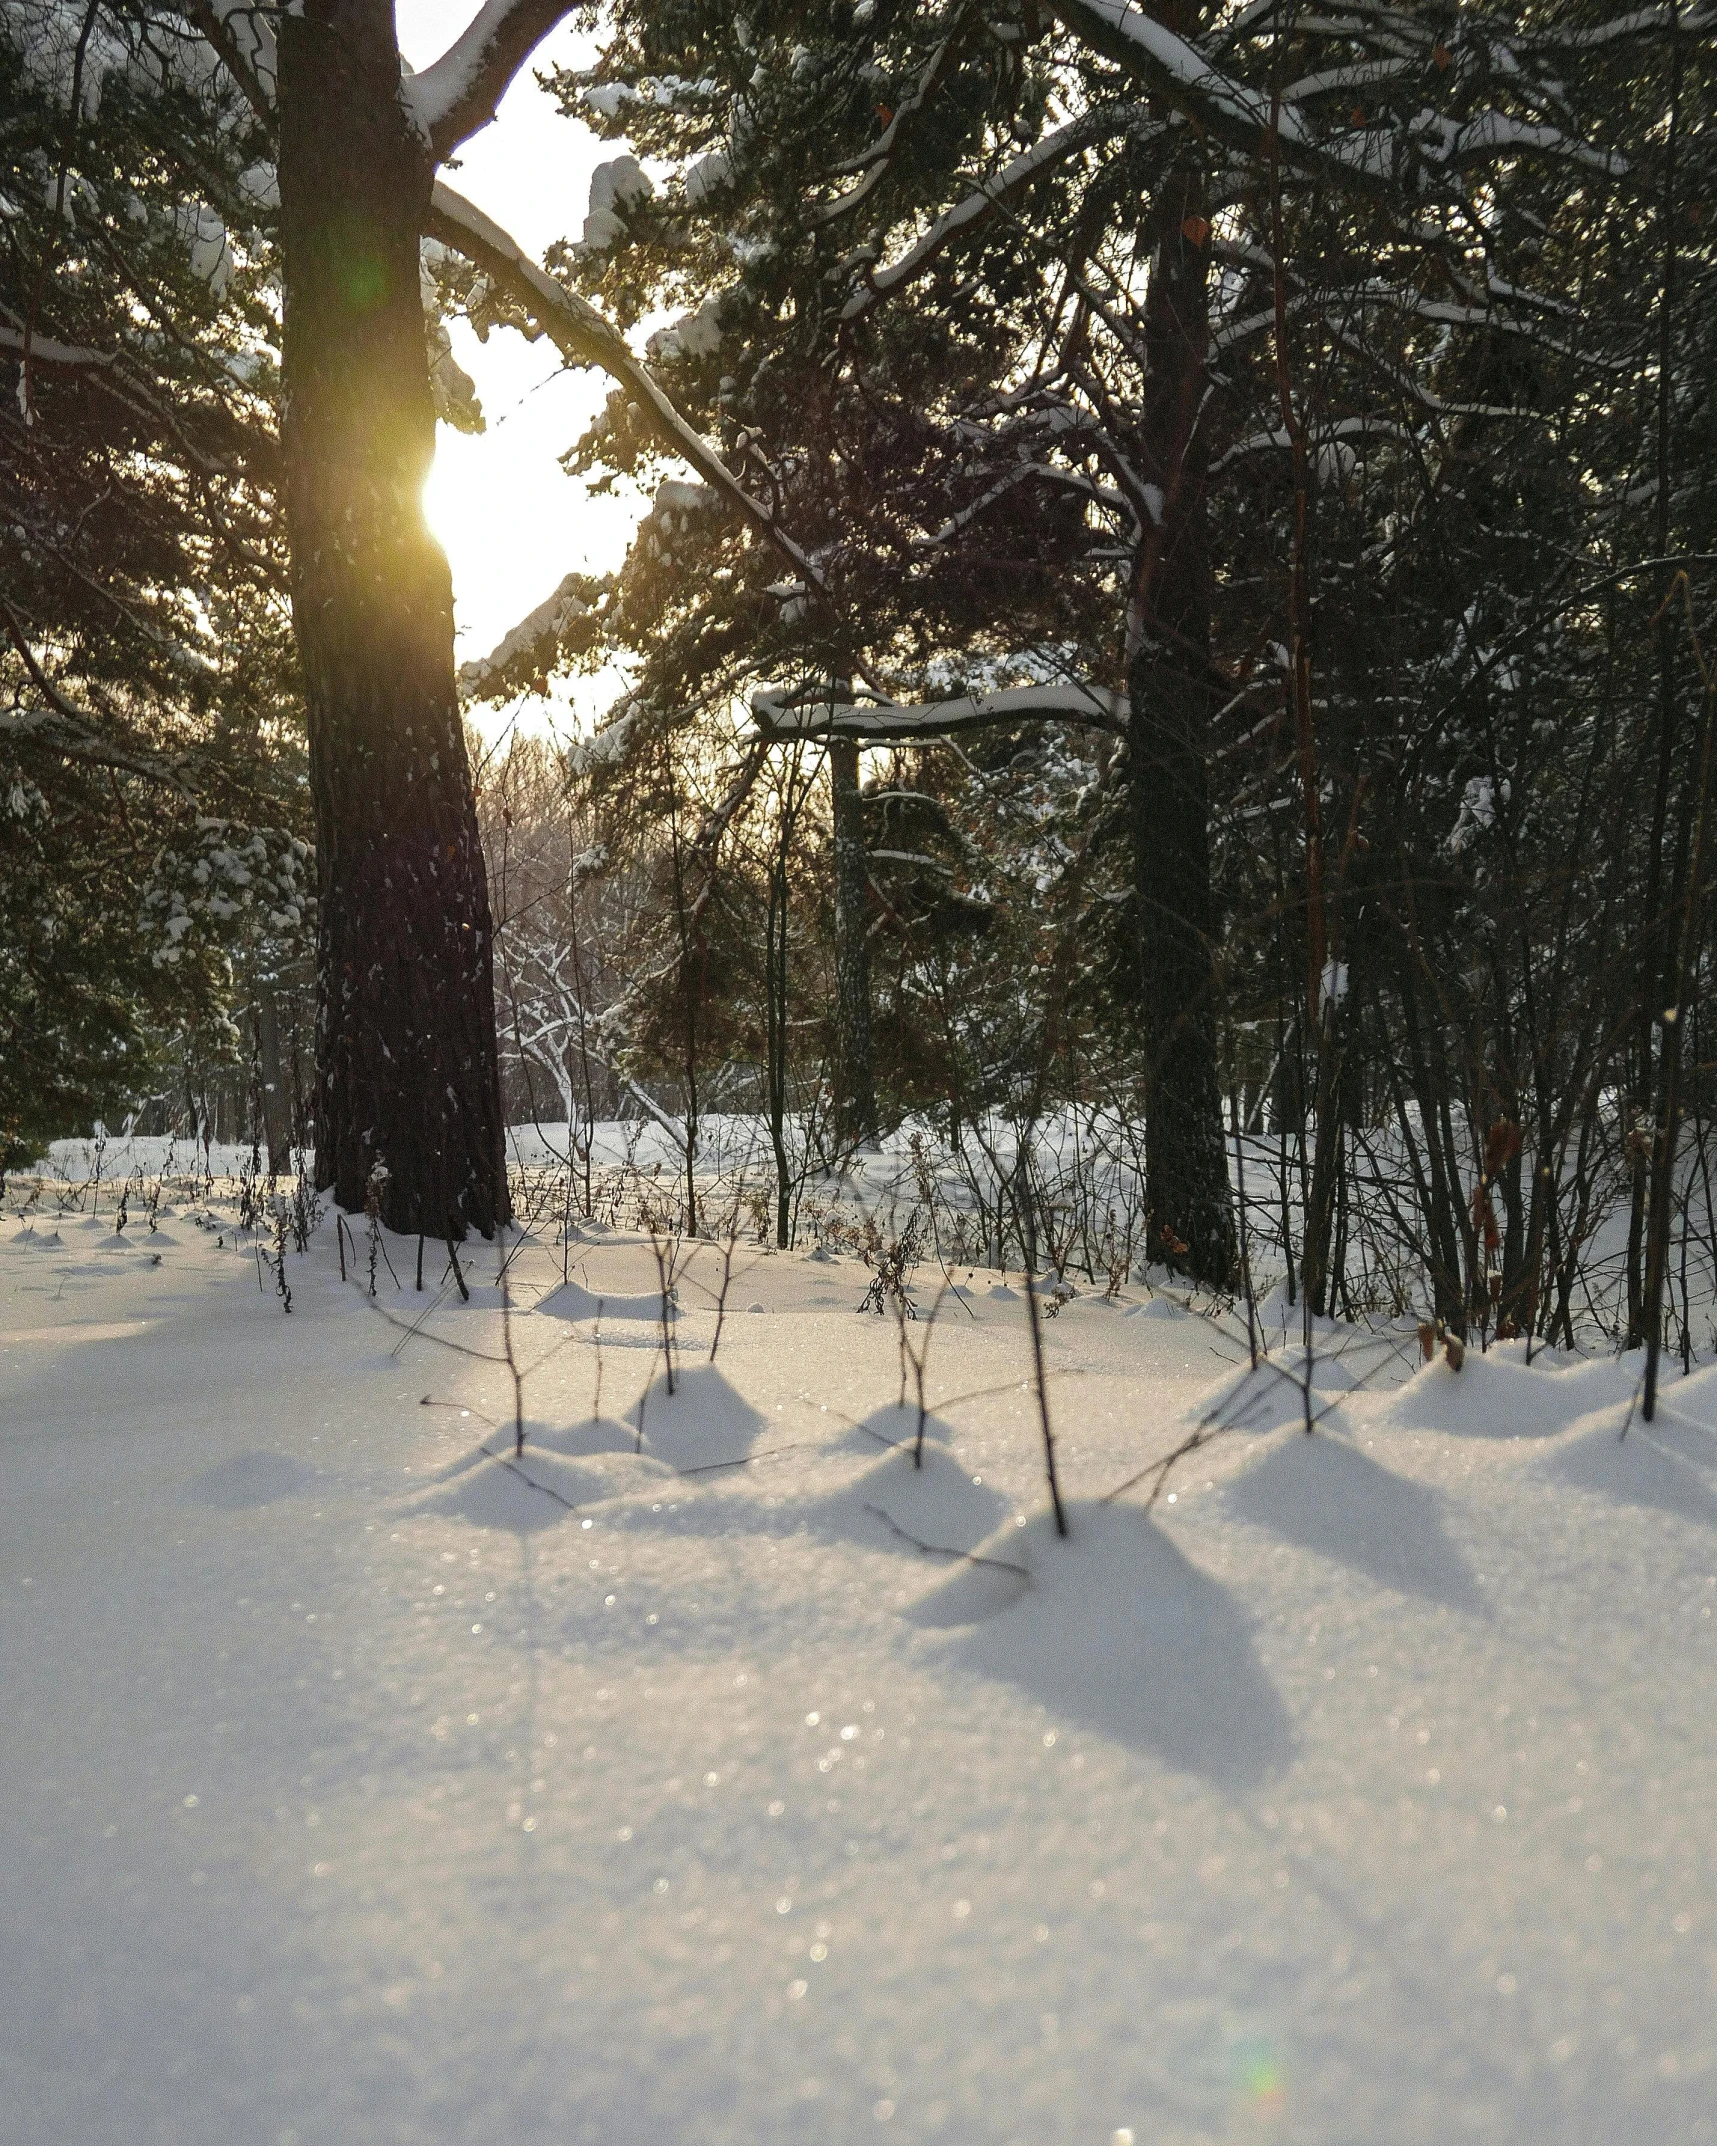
(6, 1149, 1717, 2144)
(647, 297, 724, 363)
(579, 153, 654, 252)
(403, 0, 525, 135)
(457, 571, 590, 697)
(751, 681, 1128, 744)
(683, 150, 733, 205)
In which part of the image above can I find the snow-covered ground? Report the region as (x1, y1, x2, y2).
(5, 1172, 1717, 2145)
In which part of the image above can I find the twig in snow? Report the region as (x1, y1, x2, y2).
(500, 1226, 526, 1457)
(861, 1503, 1030, 1578)
(906, 1281, 952, 1467)
(1013, 1156, 1067, 1536)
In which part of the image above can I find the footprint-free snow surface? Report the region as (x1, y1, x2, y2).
(4, 1208, 1717, 2145)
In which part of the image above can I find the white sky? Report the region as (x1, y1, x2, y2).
(397, 3, 647, 738)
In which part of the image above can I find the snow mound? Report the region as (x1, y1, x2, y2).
(411, 1442, 655, 1531)
(629, 1364, 766, 1471)
(535, 1278, 670, 1329)
(1376, 1341, 1633, 1440)
(908, 1501, 1295, 1786)
(531, 1414, 638, 1458)
(1544, 1416, 1717, 1528)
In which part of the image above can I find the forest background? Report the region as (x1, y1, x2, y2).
(3, 0, 1714, 1388)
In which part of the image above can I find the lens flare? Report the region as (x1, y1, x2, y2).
(1232, 2037, 1286, 2117)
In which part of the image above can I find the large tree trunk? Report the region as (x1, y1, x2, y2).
(1126, 152, 1235, 1288)
(829, 735, 878, 1148)
(277, 0, 508, 1237)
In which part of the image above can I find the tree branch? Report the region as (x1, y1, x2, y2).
(751, 681, 1127, 744)
(424, 183, 831, 600)
(407, 0, 579, 160)
(181, 0, 277, 123)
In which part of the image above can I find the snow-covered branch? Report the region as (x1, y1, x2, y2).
(751, 682, 1127, 745)
(911, 460, 1136, 550)
(424, 183, 831, 603)
(842, 110, 1148, 323)
(406, 0, 577, 159)
(813, 16, 970, 225)
(1209, 415, 1414, 476)
(1056, 0, 1622, 194)
(0, 703, 195, 794)
(1055, 0, 1330, 168)
(0, 323, 113, 371)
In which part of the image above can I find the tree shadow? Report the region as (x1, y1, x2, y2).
(186, 1450, 317, 1509)
(1225, 1432, 1488, 1614)
(532, 1414, 637, 1458)
(908, 1501, 1296, 1791)
(407, 1436, 669, 1532)
(798, 1439, 1007, 1557)
(828, 1399, 953, 1457)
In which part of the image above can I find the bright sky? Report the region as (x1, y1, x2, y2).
(398, 3, 646, 738)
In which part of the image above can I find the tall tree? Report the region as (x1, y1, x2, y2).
(274, 0, 507, 1235)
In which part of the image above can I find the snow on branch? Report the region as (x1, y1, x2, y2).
(1056, 0, 1323, 160)
(1532, 1, 1713, 48)
(0, 323, 114, 371)
(424, 183, 830, 600)
(405, 0, 578, 159)
(0, 703, 195, 794)
(751, 682, 1128, 745)
(1056, 0, 1623, 194)
(458, 572, 591, 700)
(1441, 109, 1624, 177)
(843, 109, 1149, 323)
(911, 460, 1136, 550)
(1210, 415, 1414, 476)
(812, 18, 968, 225)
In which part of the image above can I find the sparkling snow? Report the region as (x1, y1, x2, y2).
(4, 1165, 1717, 2144)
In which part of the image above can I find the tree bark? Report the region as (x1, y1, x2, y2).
(1125, 152, 1235, 1288)
(277, 0, 508, 1236)
(829, 735, 877, 1147)
(255, 989, 292, 1176)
